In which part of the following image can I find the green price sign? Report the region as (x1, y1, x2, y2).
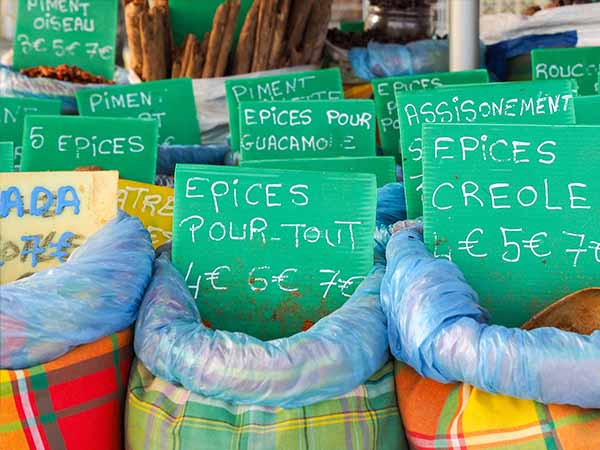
(532, 47, 600, 96)
(240, 156, 397, 187)
(226, 68, 343, 151)
(77, 78, 201, 146)
(372, 69, 489, 160)
(397, 80, 576, 219)
(239, 100, 376, 161)
(423, 123, 600, 327)
(13, 0, 118, 79)
(0, 97, 61, 171)
(574, 95, 600, 124)
(0, 142, 14, 172)
(172, 164, 377, 340)
(21, 115, 158, 183)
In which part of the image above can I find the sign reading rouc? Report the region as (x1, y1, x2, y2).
(13, 0, 118, 79)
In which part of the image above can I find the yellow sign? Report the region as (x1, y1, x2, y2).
(118, 179, 173, 248)
(0, 171, 118, 284)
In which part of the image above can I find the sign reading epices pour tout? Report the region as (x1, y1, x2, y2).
(20, 115, 158, 184)
(239, 100, 376, 160)
(172, 165, 376, 340)
(13, 0, 118, 79)
(422, 123, 600, 328)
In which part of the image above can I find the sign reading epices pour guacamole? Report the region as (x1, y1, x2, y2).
(239, 100, 376, 160)
(423, 123, 600, 328)
(225, 68, 344, 151)
(532, 47, 600, 96)
(20, 115, 158, 184)
(13, 0, 118, 80)
(172, 164, 376, 340)
(397, 79, 576, 219)
(372, 69, 489, 159)
(76, 78, 202, 146)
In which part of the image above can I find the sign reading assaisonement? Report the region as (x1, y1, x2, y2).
(240, 156, 396, 188)
(239, 100, 376, 160)
(422, 123, 600, 327)
(76, 78, 201, 146)
(372, 69, 489, 160)
(0, 143, 14, 172)
(532, 47, 600, 95)
(118, 179, 173, 248)
(13, 0, 118, 80)
(0, 97, 62, 171)
(398, 80, 576, 219)
(0, 170, 118, 283)
(21, 116, 158, 184)
(172, 165, 376, 340)
(226, 68, 343, 151)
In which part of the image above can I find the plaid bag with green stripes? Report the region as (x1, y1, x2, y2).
(125, 359, 407, 450)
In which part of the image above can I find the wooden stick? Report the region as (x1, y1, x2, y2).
(124, 0, 146, 77)
(188, 32, 210, 78)
(178, 34, 197, 79)
(233, 0, 259, 75)
(215, 0, 241, 77)
(151, 6, 169, 79)
(140, 11, 155, 80)
(302, 0, 333, 65)
(202, 1, 230, 78)
(268, 0, 291, 69)
(251, 0, 276, 72)
(287, 0, 316, 56)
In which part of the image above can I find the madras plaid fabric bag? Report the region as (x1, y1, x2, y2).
(0, 329, 133, 450)
(395, 363, 600, 450)
(126, 360, 407, 450)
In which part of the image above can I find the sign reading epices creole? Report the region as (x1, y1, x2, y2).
(0, 170, 118, 284)
(172, 165, 376, 340)
(21, 116, 159, 184)
(372, 69, 489, 159)
(0, 97, 62, 171)
(118, 179, 173, 248)
(397, 79, 576, 219)
(76, 78, 202, 146)
(225, 68, 344, 151)
(13, 0, 118, 80)
(239, 100, 376, 160)
(532, 47, 600, 95)
(422, 124, 600, 327)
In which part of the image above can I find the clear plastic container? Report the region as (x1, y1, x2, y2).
(365, 1, 437, 42)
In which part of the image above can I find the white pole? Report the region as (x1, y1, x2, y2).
(449, 0, 480, 71)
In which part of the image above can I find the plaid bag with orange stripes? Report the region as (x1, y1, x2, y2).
(0, 329, 133, 450)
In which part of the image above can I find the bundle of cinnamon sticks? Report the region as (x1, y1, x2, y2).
(124, 0, 333, 81)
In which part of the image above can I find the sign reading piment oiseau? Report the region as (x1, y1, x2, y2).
(13, 0, 118, 79)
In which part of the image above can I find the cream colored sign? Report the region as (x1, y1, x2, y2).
(0, 171, 118, 284)
(118, 179, 173, 248)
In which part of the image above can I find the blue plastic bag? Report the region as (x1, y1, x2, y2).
(134, 184, 406, 408)
(0, 212, 155, 369)
(156, 144, 231, 176)
(381, 225, 600, 409)
(349, 40, 486, 81)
